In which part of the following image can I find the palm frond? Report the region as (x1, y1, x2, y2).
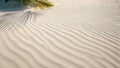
(5, 0, 54, 9)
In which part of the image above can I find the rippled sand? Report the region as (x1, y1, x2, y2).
(0, 0, 120, 68)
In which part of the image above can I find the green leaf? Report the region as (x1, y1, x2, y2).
(5, 0, 54, 9)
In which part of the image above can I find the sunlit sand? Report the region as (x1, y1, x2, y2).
(0, 0, 120, 68)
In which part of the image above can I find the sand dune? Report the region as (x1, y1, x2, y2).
(0, 0, 120, 68)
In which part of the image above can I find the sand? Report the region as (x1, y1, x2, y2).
(0, 0, 120, 68)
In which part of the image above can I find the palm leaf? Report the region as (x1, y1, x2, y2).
(5, 0, 54, 9)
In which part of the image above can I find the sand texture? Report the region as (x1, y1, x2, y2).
(0, 0, 120, 68)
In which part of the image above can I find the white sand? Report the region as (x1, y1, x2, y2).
(0, 0, 120, 68)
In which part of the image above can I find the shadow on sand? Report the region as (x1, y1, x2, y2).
(0, 0, 26, 12)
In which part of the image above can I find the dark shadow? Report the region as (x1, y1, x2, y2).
(0, 0, 27, 12)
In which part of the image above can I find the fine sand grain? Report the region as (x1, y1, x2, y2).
(0, 0, 120, 68)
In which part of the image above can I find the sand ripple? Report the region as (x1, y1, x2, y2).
(0, 19, 120, 68)
(0, 0, 120, 68)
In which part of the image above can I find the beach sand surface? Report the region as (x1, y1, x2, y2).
(0, 0, 120, 68)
